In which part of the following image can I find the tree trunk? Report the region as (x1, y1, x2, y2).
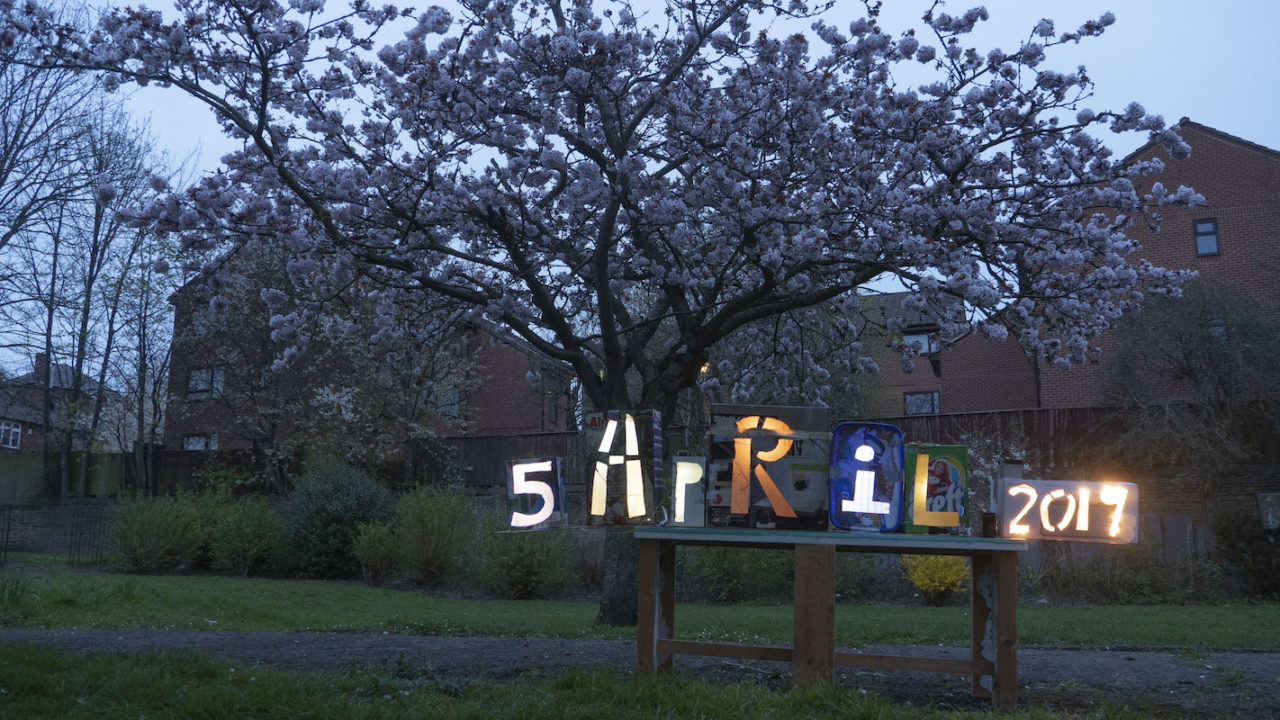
(595, 526, 640, 626)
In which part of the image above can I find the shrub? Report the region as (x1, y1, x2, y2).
(110, 496, 202, 574)
(1036, 542, 1223, 604)
(901, 554, 968, 605)
(835, 554, 914, 603)
(476, 515, 575, 599)
(182, 489, 233, 571)
(210, 496, 287, 577)
(286, 464, 395, 579)
(396, 487, 474, 585)
(1214, 513, 1280, 599)
(676, 546, 793, 604)
(353, 522, 400, 587)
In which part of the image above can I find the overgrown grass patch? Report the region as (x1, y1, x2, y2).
(0, 644, 1137, 719)
(2, 567, 1277, 650)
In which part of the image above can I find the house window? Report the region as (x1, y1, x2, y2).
(904, 391, 940, 416)
(902, 331, 939, 355)
(1194, 218, 1219, 256)
(181, 433, 219, 451)
(186, 367, 225, 400)
(429, 384, 461, 418)
(546, 389, 559, 424)
(0, 421, 21, 449)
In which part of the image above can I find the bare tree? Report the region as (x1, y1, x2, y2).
(1104, 282, 1280, 472)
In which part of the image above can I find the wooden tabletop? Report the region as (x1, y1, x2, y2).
(633, 525, 1026, 553)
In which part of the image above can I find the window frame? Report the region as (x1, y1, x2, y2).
(181, 433, 219, 451)
(186, 367, 225, 400)
(904, 391, 941, 416)
(902, 330, 939, 355)
(0, 420, 21, 449)
(1194, 218, 1219, 256)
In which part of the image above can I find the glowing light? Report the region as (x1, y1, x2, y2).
(911, 452, 960, 527)
(1100, 484, 1129, 538)
(1002, 479, 1138, 543)
(1076, 487, 1091, 532)
(1007, 483, 1035, 536)
(510, 460, 554, 528)
(590, 414, 648, 518)
(841, 444, 892, 516)
(730, 416, 797, 517)
(673, 458, 705, 524)
(1039, 488, 1076, 532)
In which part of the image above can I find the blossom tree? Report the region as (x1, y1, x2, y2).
(5, 0, 1200, 620)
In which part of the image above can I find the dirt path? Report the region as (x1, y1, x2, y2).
(2, 629, 1277, 717)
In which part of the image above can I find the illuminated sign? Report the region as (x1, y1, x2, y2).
(904, 445, 966, 532)
(668, 457, 707, 527)
(829, 422, 904, 532)
(507, 457, 567, 530)
(1000, 479, 1138, 543)
(585, 410, 660, 525)
(707, 405, 829, 529)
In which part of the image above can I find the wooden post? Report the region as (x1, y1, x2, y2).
(792, 543, 836, 685)
(970, 550, 1018, 709)
(636, 538, 658, 675)
(637, 538, 675, 674)
(994, 550, 1018, 710)
(657, 540, 676, 671)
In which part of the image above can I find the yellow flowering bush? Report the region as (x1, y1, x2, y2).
(901, 554, 968, 605)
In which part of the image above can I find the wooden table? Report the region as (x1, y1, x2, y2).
(635, 526, 1027, 710)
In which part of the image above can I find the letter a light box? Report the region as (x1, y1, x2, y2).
(507, 457, 568, 531)
(583, 410, 661, 525)
(1000, 478, 1138, 543)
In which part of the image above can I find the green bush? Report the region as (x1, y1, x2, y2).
(834, 554, 914, 603)
(676, 546, 793, 604)
(210, 497, 287, 577)
(396, 487, 474, 585)
(353, 522, 400, 587)
(182, 489, 233, 571)
(110, 496, 202, 574)
(285, 464, 395, 579)
(476, 515, 575, 599)
(1214, 513, 1280, 599)
(1037, 542, 1223, 604)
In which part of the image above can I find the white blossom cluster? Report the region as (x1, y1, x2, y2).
(4, 0, 1199, 417)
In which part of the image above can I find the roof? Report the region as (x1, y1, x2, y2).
(859, 291, 961, 330)
(1126, 117, 1280, 164)
(0, 387, 44, 425)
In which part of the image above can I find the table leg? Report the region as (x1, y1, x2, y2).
(792, 544, 835, 685)
(637, 538, 675, 674)
(970, 551, 1018, 709)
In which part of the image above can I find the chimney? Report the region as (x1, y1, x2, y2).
(34, 353, 49, 385)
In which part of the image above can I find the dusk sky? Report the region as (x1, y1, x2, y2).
(125, 0, 1280, 176)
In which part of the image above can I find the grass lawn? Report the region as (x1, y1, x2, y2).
(2, 563, 1277, 650)
(0, 643, 1144, 720)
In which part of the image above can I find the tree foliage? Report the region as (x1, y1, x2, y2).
(5, 0, 1199, 422)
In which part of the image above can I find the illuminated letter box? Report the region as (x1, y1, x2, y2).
(829, 422, 904, 532)
(903, 444, 967, 533)
(706, 404, 830, 529)
(1000, 478, 1139, 543)
(507, 457, 567, 530)
(584, 410, 661, 525)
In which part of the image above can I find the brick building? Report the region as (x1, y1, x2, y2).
(863, 119, 1280, 420)
(162, 254, 574, 474)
